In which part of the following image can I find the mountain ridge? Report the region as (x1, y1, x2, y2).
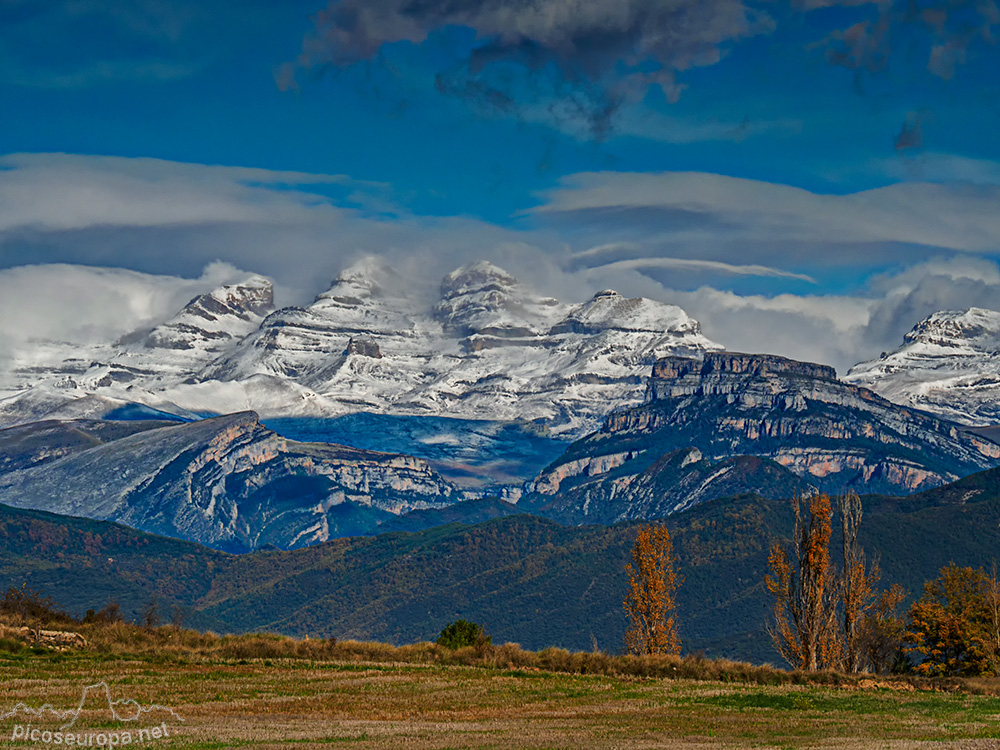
(0, 412, 459, 552)
(2, 463, 998, 660)
(522, 350, 1000, 523)
(0, 259, 722, 437)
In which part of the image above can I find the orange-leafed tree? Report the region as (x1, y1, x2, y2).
(767, 491, 905, 673)
(906, 563, 1000, 677)
(623, 523, 681, 656)
(840, 490, 883, 673)
(765, 493, 840, 671)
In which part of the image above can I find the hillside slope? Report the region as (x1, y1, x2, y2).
(0, 412, 458, 552)
(3, 466, 999, 662)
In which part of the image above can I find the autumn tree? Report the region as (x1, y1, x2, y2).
(766, 492, 907, 673)
(906, 563, 1000, 677)
(765, 493, 840, 671)
(623, 523, 681, 656)
(986, 564, 1000, 675)
(840, 491, 883, 673)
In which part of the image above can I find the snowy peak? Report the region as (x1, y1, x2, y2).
(902, 308, 1000, 350)
(135, 276, 274, 352)
(1, 258, 725, 437)
(440, 261, 518, 298)
(554, 289, 700, 336)
(201, 275, 274, 318)
(435, 261, 564, 338)
(846, 307, 1000, 426)
(315, 256, 399, 306)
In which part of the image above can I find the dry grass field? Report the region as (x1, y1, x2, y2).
(1, 628, 999, 750)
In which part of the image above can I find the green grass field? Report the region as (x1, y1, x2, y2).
(2, 647, 999, 749)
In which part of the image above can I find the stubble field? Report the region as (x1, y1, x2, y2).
(2, 650, 999, 750)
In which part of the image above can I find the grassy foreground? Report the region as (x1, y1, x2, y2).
(1, 628, 999, 749)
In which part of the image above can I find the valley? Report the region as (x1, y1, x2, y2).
(3, 258, 1000, 667)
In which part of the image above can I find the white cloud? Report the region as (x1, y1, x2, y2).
(4, 153, 1000, 378)
(532, 170, 1000, 254)
(877, 152, 1000, 187)
(0, 153, 358, 232)
(0, 153, 533, 302)
(0, 262, 250, 358)
(655, 256, 1000, 374)
(582, 256, 817, 282)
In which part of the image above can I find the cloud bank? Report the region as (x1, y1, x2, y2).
(0, 262, 250, 363)
(4, 153, 1000, 374)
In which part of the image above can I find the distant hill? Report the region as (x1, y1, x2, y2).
(3, 465, 998, 663)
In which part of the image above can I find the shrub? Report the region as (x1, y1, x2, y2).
(436, 619, 491, 650)
(0, 585, 73, 625)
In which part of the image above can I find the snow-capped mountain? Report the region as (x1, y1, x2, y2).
(845, 308, 1000, 426)
(0, 259, 722, 436)
(3, 275, 274, 391)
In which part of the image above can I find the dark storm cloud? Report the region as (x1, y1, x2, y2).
(303, 0, 764, 72)
(819, 0, 998, 79)
(282, 0, 997, 142)
(287, 0, 770, 136)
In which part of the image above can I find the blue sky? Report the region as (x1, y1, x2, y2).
(1, 0, 999, 370)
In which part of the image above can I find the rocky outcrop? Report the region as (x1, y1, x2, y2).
(344, 336, 382, 359)
(0, 412, 459, 551)
(523, 447, 814, 524)
(3, 627, 88, 650)
(846, 307, 1000, 426)
(524, 351, 1000, 523)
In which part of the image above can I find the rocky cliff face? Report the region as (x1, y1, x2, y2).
(0, 259, 721, 436)
(524, 351, 1000, 523)
(846, 307, 1000, 426)
(0, 412, 458, 551)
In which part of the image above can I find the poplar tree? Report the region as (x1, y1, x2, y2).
(765, 493, 840, 671)
(623, 523, 681, 656)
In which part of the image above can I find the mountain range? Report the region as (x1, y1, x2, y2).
(4, 258, 1000, 554)
(5, 259, 1000, 663)
(0, 259, 721, 438)
(6, 257, 1000, 439)
(523, 351, 1000, 522)
(3, 348, 999, 550)
(0, 413, 458, 552)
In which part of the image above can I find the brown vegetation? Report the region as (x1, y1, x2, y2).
(765, 492, 907, 673)
(622, 523, 681, 656)
(906, 562, 1000, 677)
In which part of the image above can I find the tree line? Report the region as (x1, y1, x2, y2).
(622, 492, 1000, 677)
